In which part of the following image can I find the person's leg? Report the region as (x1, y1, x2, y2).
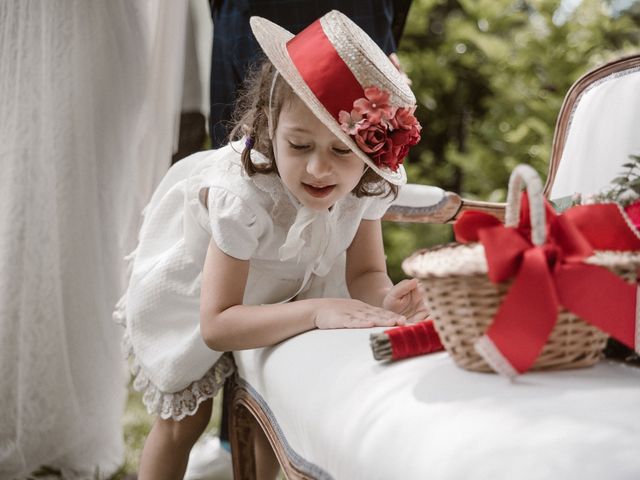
(209, 0, 261, 148)
(209, 1, 243, 149)
(138, 398, 213, 480)
(253, 420, 280, 480)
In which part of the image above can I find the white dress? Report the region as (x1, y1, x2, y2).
(0, 1, 187, 478)
(116, 142, 395, 420)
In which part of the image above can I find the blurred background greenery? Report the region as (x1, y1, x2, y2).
(383, 0, 640, 281)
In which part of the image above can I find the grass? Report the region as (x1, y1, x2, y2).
(116, 383, 286, 480)
(27, 382, 225, 479)
(112, 384, 223, 479)
(117, 387, 153, 476)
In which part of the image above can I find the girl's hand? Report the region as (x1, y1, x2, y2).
(314, 299, 406, 330)
(382, 278, 429, 324)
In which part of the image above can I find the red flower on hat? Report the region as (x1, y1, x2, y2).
(338, 110, 369, 136)
(353, 87, 395, 124)
(339, 86, 421, 172)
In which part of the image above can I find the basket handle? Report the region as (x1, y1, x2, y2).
(504, 164, 546, 246)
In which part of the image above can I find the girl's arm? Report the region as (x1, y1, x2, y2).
(345, 219, 393, 306)
(346, 219, 429, 323)
(200, 239, 404, 352)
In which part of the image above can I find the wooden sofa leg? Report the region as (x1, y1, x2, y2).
(227, 376, 257, 480)
(226, 374, 313, 480)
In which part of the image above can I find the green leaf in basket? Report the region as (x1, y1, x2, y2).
(611, 176, 629, 185)
(550, 195, 576, 213)
(629, 178, 640, 188)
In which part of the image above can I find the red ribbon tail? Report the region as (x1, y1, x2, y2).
(555, 263, 639, 352)
(475, 335, 520, 378)
(476, 248, 559, 376)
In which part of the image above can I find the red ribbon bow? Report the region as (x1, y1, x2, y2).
(454, 194, 640, 376)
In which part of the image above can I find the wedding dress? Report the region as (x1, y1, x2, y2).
(0, 1, 187, 477)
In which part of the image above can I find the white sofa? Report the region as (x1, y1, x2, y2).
(234, 328, 640, 480)
(227, 54, 640, 480)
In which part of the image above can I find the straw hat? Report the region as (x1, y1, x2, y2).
(250, 10, 421, 185)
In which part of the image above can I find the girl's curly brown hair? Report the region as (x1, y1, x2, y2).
(229, 58, 398, 199)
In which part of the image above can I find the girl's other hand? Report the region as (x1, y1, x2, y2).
(314, 299, 406, 330)
(382, 278, 429, 324)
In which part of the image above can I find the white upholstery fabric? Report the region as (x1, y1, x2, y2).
(393, 183, 445, 208)
(236, 328, 640, 480)
(550, 66, 640, 199)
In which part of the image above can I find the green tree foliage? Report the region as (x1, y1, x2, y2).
(385, 0, 640, 281)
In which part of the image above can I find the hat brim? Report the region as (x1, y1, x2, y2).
(250, 16, 407, 186)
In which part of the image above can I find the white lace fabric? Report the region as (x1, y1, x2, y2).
(0, 1, 187, 478)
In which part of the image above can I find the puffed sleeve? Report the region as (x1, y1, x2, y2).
(207, 187, 263, 260)
(362, 192, 395, 220)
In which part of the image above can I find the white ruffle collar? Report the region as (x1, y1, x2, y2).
(248, 147, 342, 281)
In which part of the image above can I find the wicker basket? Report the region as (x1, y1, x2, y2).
(402, 165, 640, 373)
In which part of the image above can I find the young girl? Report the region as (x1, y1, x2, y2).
(115, 10, 427, 480)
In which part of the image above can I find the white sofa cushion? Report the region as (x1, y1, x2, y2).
(235, 327, 640, 480)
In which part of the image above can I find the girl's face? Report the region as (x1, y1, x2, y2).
(273, 96, 365, 211)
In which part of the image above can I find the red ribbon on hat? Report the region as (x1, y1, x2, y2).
(454, 194, 640, 376)
(286, 19, 365, 121)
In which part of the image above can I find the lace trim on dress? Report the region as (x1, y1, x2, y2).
(114, 295, 235, 420)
